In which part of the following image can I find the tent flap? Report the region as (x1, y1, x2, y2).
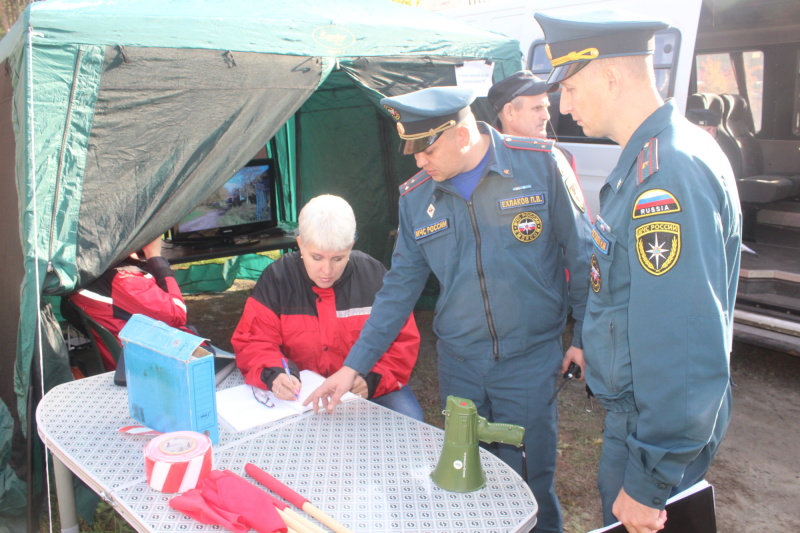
(70, 48, 324, 288)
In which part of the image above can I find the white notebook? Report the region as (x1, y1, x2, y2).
(216, 369, 357, 431)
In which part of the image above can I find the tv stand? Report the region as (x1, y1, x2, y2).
(188, 236, 259, 250)
(161, 233, 297, 265)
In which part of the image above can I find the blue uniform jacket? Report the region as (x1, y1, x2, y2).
(346, 123, 592, 370)
(583, 100, 741, 506)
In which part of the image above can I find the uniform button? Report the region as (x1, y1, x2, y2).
(652, 498, 662, 506)
(658, 483, 668, 490)
(322, 347, 328, 351)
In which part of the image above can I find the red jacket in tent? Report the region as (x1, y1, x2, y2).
(69, 256, 187, 370)
(232, 251, 419, 399)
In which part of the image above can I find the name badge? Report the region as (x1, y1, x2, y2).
(591, 225, 610, 255)
(415, 218, 450, 240)
(499, 194, 545, 210)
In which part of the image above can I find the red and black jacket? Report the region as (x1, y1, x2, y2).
(69, 256, 187, 370)
(232, 251, 419, 398)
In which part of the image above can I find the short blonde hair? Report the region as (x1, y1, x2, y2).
(297, 195, 356, 252)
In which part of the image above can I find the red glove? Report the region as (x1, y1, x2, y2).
(169, 488, 250, 533)
(169, 470, 286, 533)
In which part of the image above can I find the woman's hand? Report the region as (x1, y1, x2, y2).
(141, 237, 163, 259)
(271, 373, 301, 401)
(350, 375, 368, 398)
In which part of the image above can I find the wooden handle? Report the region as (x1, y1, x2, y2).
(284, 508, 327, 533)
(302, 502, 353, 533)
(276, 507, 318, 533)
(246, 463, 352, 533)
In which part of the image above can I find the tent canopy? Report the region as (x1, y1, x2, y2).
(0, 0, 521, 526)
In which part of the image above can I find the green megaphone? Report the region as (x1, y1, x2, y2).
(431, 395, 525, 492)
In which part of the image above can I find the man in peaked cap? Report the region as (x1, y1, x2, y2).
(488, 70, 582, 192)
(488, 70, 557, 138)
(536, 9, 741, 533)
(306, 85, 593, 533)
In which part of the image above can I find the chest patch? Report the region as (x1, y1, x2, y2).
(511, 212, 542, 242)
(415, 218, 449, 240)
(590, 254, 602, 293)
(591, 226, 610, 255)
(635, 221, 681, 275)
(632, 188, 681, 219)
(499, 194, 545, 210)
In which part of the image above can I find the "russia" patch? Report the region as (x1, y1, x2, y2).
(632, 188, 681, 219)
(635, 221, 681, 275)
(414, 218, 449, 240)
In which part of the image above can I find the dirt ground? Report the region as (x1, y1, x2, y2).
(184, 280, 800, 532)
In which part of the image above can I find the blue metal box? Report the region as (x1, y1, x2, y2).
(119, 314, 219, 443)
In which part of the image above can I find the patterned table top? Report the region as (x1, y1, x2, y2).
(37, 371, 537, 532)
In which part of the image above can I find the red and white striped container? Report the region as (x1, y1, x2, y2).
(144, 431, 213, 493)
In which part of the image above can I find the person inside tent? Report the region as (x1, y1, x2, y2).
(65, 237, 188, 371)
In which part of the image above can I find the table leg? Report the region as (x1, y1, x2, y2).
(52, 455, 80, 533)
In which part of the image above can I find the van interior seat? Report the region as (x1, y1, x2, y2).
(688, 93, 800, 206)
(688, 92, 743, 180)
(736, 175, 799, 204)
(722, 93, 763, 179)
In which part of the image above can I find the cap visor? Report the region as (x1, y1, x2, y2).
(546, 61, 590, 84)
(400, 132, 443, 155)
(518, 81, 556, 97)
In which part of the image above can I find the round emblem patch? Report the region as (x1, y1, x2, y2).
(511, 212, 542, 242)
(383, 105, 401, 122)
(590, 254, 601, 293)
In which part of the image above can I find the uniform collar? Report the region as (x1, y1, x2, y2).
(434, 122, 512, 194)
(606, 99, 676, 192)
(483, 122, 517, 179)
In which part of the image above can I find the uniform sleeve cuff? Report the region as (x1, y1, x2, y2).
(623, 458, 673, 510)
(344, 345, 383, 375)
(571, 320, 583, 349)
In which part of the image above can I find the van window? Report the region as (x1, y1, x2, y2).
(529, 29, 681, 143)
(695, 51, 764, 132)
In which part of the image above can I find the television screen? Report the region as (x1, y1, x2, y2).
(172, 158, 278, 245)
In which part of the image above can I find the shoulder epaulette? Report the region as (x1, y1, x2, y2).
(502, 135, 554, 152)
(636, 137, 660, 185)
(399, 170, 431, 196)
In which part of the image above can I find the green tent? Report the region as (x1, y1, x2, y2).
(0, 0, 520, 528)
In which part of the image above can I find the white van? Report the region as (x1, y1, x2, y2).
(430, 0, 800, 355)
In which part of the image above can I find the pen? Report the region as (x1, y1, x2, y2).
(281, 357, 300, 400)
